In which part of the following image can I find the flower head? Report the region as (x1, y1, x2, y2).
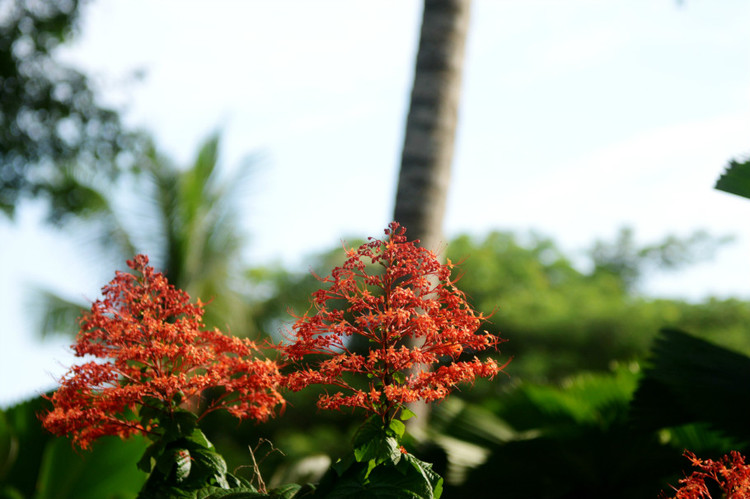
(283, 222, 506, 420)
(665, 450, 750, 498)
(42, 254, 284, 449)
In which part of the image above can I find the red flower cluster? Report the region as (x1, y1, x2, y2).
(42, 255, 284, 449)
(283, 222, 505, 420)
(667, 450, 750, 498)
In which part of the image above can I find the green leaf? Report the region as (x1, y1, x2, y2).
(197, 487, 265, 499)
(138, 400, 160, 427)
(388, 419, 406, 439)
(137, 441, 163, 473)
(399, 408, 416, 421)
(314, 451, 442, 499)
(174, 449, 192, 484)
(661, 422, 740, 455)
(269, 483, 316, 499)
(716, 158, 750, 200)
(155, 447, 188, 477)
(353, 434, 401, 467)
(160, 410, 199, 443)
(395, 453, 443, 499)
(334, 459, 441, 498)
(187, 428, 214, 450)
(352, 416, 402, 466)
(190, 447, 230, 488)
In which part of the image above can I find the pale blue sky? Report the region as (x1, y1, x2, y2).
(1, 0, 749, 406)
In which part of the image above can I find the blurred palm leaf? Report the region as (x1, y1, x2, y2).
(630, 328, 750, 443)
(33, 133, 260, 338)
(144, 133, 256, 333)
(31, 290, 86, 340)
(436, 366, 686, 498)
(715, 158, 750, 200)
(1, 396, 148, 499)
(425, 397, 518, 486)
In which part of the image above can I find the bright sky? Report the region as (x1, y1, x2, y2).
(1, 0, 749, 407)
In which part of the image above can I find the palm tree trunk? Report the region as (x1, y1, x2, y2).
(393, 0, 472, 253)
(393, 0, 472, 431)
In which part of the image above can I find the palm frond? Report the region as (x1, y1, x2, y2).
(716, 158, 750, 200)
(27, 288, 86, 339)
(630, 328, 750, 443)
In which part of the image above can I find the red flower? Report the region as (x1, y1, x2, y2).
(282, 222, 507, 420)
(665, 450, 750, 498)
(42, 255, 284, 449)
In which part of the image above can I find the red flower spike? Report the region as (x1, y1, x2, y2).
(665, 450, 750, 499)
(282, 222, 507, 421)
(41, 255, 284, 449)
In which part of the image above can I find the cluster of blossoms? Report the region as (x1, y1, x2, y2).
(42, 255, 284, 449)
(42, 223, 506, 452)
(666, 450, 750, 498)
(282, 222, 505, 421)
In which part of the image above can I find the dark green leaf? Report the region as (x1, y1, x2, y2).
(137, 441, 161, 473)
(160, 410, 199, 443)
(155, 447, 186, 477)
(197, 487, 265, 499)
(331, 453, 355, 477)
(353, 434, 400, 467)
(0, 396, 54, 497)
(314, 452, 442, 499)
(269, 483, 313, 499)
(190, 447, 230, 488)
(352, 416, 402, 466)
(36, 435, 148, 499)
(716, 158, 750, 200)
(187, 428, 214, 449)
(394, 453, 443, 499)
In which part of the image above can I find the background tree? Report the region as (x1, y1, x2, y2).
(392, 0, 471, 253)
(588, 227, 731, 292)
(392, 0, 473, 431)
(36, 134, 258, 337)
(0, 0, 146, 221)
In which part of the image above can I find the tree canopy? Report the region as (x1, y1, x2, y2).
(0, 0, 146, 220)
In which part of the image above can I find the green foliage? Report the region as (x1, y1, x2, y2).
(245, 229, 749, 387)
(0, 0, 147, 220)
(246, 242, 363, 342)
(445, 230, 741, 383)
(203, 226, 750, 495)
(313, 415, 442, 499)
(194, 484, 316, 499)
(20, 154, 750, 496)
(135, 409, 257, 498)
